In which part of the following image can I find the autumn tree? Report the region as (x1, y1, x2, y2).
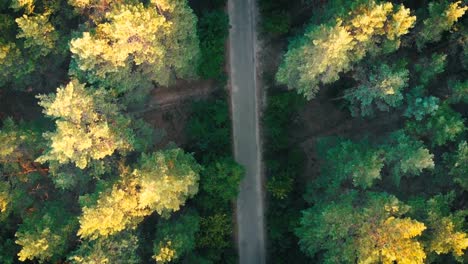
(36, 80, 134, 169)
(69, 0, 200, 102)
(417, 1, 467, 49)
(410, 193, 468, 262)
(297, 191, 426, 264)
(78, 149, 201, 239)
(152, 210, 200, 263)
(276, 0, 416, 98)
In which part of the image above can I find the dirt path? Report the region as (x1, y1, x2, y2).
(227, 0, 265, 263)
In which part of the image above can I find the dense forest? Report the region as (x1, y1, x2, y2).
(1, 0, 467, 263)
(0, 0, 241, 263)
(260, 0, 467, 263)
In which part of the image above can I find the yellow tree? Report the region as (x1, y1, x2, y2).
(36, 80, 134, 169)
(78, 149, 201, 239)
(276, 1, 415, 99)
(297, 192, 427, 264)
(69, 0, 200, 101)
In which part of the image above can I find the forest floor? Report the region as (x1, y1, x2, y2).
(142, 79, 216, 149)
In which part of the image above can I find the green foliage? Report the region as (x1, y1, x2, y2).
(15, 14, 58, 57)
(37, 80, 134, 169)
(197, 10, 229, 81)
(319, 138, 384, 190)
(297, 191, 426, 264)
(197, 157, 243, 211)
(345, 62, 409, 117)
(78, 149, 201, 239)
(187, 99, 231, 162)
(404, 95, 440, 121)
(152, 210, 200, 263)
(448, 79, 468, 104)
(196, 213, 232, 250)
(276, 1, 416, 99)
(384, 131, 434, 186)
(414, 53, 447, 86)
(417, 1, 467, 49)
(15, 201, 78, 263)
(266, 170, 294, 200)
(69, 231, 140, 264)
(259, 0, 291, 36)
(446, 141, 468, 190)
(405, 103, 466, 146)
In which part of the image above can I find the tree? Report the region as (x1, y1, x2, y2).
(448, 79, 468, 104)
(405, 103, 466, 146)
(345, 62, 409, 117)
(36, 80, 134, 169)
(196, 213, 232, 250)
(78, 149, 201, 239)
(15, 14, 58, 57)
(15, 201, 78, 263)
(414, 53, 447, 86)
(384, 131, 434, 186)
(69, 1, 200, 101)
(318, 138, 384, 190)
(410, 193, 468, 262)
(68, 231, 140, 264)
(196, 157, 243, 211)
(276, 1, 415, 99)
(446, 141, 468, 190)
(152, 210, 200, 263)
(297, 191, 426, 264)
(10, 0, 35, 14)
(417, 1, 467, 49)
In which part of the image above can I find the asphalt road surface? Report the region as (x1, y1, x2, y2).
(228, 0, 265, 263)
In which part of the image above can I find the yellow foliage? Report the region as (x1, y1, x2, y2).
(429, 217, 468, 257)
(10, 0, 35, 14)
(78, 149, 200, 239)
(16, 14, 57, 56)
(387, 5, 417, 40)
(153, 241, 175, 263)
(445, 1, 468, 25)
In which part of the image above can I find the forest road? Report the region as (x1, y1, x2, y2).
(228, 0, 265, 263)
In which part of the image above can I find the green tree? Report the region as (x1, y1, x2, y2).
(414, 53, 447, 86)
(384, 131, 434, 186)
(276, 1, 415, 99)
(15, 201, 78, 263)
(405, 103, 466, 146)
(78, 149, 201, 239)
(448, 79, 468, 104)
(345, 62, 409, 117)
(152, 210, 200, 263)
(68, 231, 140, 264)
(196, 157, 243, 211)
(319, 138, 384, 190)
(297, 191, 426, 264)
(36, 80, 134, 169)
(196, 213, 232, 250)
(446, 141, 468, 190)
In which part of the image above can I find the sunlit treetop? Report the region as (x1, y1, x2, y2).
(77, 149, 201, 239)
(297, 192, 427, 264)
(15, 14, 58, 57)
(69, 0, 200, 99)
(36, 80, 134, 169)
(276, 0, 416, 99)
(10, 0, 35, 14)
